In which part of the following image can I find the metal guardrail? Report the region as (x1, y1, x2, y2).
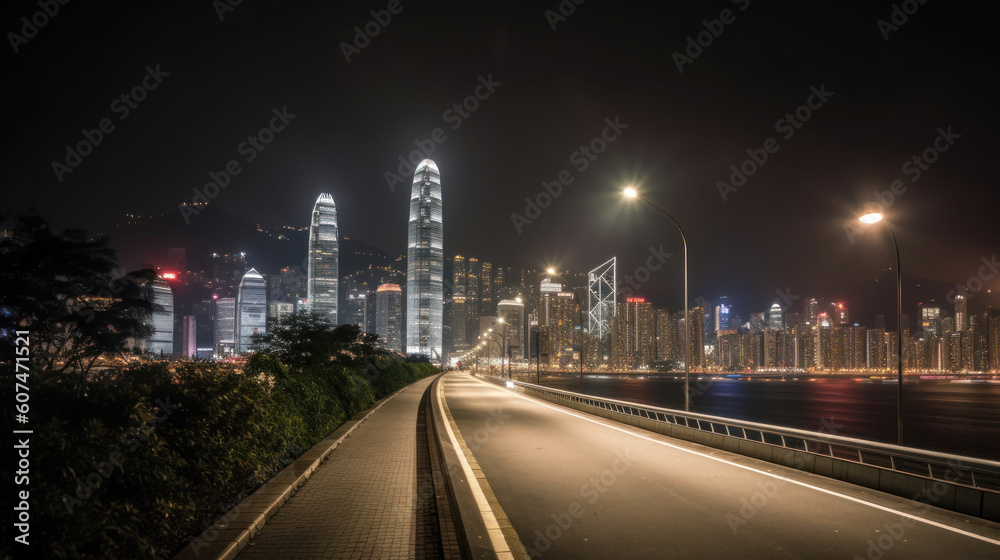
(481, 374, 1000, 494)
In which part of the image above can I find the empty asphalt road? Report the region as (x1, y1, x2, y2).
(442, 372, 1000, 559)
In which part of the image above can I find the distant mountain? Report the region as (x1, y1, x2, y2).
(109, 204, 396, 277)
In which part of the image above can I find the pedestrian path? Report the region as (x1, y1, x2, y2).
(236, 375, 438, 560)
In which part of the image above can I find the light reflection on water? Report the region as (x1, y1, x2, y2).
(521, 374, 1000, 460)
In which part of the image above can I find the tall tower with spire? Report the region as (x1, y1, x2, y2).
(307, 193, 339, 324)
(405, 159, 444, 360)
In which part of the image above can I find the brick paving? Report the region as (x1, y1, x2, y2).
(237, 376, 438, 560)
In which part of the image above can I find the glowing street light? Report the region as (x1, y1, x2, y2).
(621, 184, 691, 411)
(859, 202, 884, 224)
(857, 201, 904, 445)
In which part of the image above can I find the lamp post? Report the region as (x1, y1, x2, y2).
(546, 268, 585, 392)
(858, 202, 904, 445)
(497, 317, 508, 378)
(622, 186, 691, 412)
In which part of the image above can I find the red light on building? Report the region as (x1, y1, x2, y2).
(162, 272, 178, 280)
(626, 297, 645, 303)
(212, 294, 219, 300)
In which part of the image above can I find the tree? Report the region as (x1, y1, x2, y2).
(0, 213, 157, 377)
(251, 311, 385, 370)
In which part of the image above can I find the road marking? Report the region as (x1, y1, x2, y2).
(461, 374, 1000, 547)
(437, 376, 516, 560)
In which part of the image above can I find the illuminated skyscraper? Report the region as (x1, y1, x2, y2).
(805, 298, 819, 325)
(613, 297, 655, 368)
(307, 193, 339, 324)
(587, 257, 616, 362)
(376, 283, 403, 352)
(919, 302, 941, 338)
(405, 159, 444, 360)
(214, 297, 235, 357)
(954, 293, 968, 332)
(236, 268, 267, 353)
(497, 298, 525, 359)
(768, 303, 783, 330)
(145, 279, 173, 355)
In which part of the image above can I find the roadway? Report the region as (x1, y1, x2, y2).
(442, 371, 1000, 559)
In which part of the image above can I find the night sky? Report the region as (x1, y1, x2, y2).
(4, 1, 998, 318)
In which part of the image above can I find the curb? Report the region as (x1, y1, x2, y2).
(430, 373, 514, 560)
(170, 379, 423, 560)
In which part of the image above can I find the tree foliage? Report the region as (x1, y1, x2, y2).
(0, 213, 157, 377)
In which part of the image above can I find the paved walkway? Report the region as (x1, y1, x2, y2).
(237, 375, 438, 560)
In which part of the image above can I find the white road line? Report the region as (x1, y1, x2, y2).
(436, 376, 515, 560)
(462, 374, 1000, 547)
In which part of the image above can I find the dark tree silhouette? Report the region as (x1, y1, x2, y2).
(0, 213, 157, 377)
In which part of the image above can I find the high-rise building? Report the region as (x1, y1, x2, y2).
(539, 291, 577, 366)
(587, 257, 616, 364)
(269, 301, 295, 322)
(481, 261, 494, 315)
(831, 302, 849, 326)
(307, 193, 339, 325)
(768, 303, 783, 331)
(453, 255, 468, 297)
(715, 299, 731, 332)
(919, 302, 941, 338)
(688, 306, 705, 368)
(655, 308, 676, 362)
(375, 283, 403, 352)
(954, 293, 968, 332)
(497, 298, 525, 359)
(235, 268, 267, 353)
(344, 288, 369, 332)
(214, 297, 235, 357)
(181, 315, 197, 358)
(145, 279, 174, 355)
(613, 297, 655, 368)
(405, 159, 444, 360)
(805, 298, 819, 326)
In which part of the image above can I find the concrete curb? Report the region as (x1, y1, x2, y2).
(170, 380, 419, 560)
(430, 373, 511, 560)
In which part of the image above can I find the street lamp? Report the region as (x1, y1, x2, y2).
(545, 268, 585, 392)
(857, 201, 904, 445)
(622, 185, 691, 411)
